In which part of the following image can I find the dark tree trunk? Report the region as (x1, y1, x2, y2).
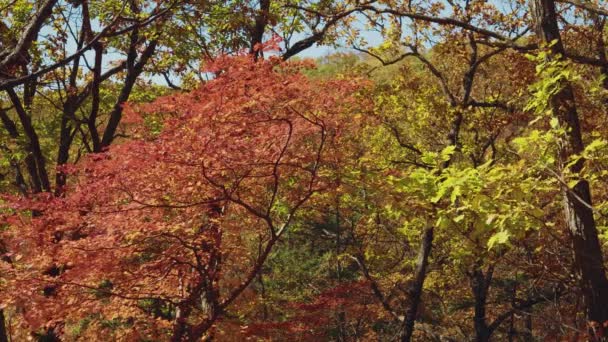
(250, 0, 271, 59)
(508, 283, 516, 342)
(54, 109, 75, 195)
(100, 39, 157, 149)
(0, 306, 8, 342)
(87, 41, 103, 152)
(401, 225, 433, 342)
(54, 18, 88, 195)
(335, 201, 347, 342)
(523, 307, 533, 342)
(531, 0, 608, 331)
(171, 205, 224, 342)
(592, 16, 608, 104)
(470, 266, 493, 342)
(0, 0, 57, 72)
(0, 107, 32, 192)
(6, 88, 50, 192)
(100, 0, 158, 149)
(401, 107, 462, 341)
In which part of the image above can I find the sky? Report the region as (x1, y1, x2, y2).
(40, 1, 526, 87)
(45, 6, 387, 86)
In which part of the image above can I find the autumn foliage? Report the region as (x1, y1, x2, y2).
(6, 1, 608, 341)
(0, 54, 368, 340)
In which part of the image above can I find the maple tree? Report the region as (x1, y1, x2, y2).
(0, 52, 366, 340)
(0, 0, 360, 199)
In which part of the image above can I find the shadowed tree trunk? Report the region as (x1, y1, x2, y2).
(6, 88, 50, 193)
(0, 290, 7, 342)
(470, 265, 493, 342)
(531, 0, 608, 333)
(250, 0, 271, 59)
(591, 15, 608, 104)
(401, 224, 433, 342)
(401, 106, 463, 341)
(523, 307, 533, 342)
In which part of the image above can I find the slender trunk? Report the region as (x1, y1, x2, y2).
(335, 198, 347, 342)
(508, 283, 516, 342)
(592, 16, 608, 104)
(55, 18, 89, 194)
(401, 225, 433, 342)
(523, 307, 533, 342)
(401, 107, 462, 341)
(0, 308, 8, 342)
(100, 36, 157, 148)
(531, 0, 608, 330)
(2, 105, 42, 193)
(258, 273, 269, 320)
(0, 108, 34, 192)
(171, 206, 223, 342)
(250, 0, 271, 59)
(6, 88, 50, 192)
(470, 267, 491, 342)
(55, 108, 75, 195)
(171, 302, 192, 342)
(0, 0, 57, 71)
(88, 41, 103, 152)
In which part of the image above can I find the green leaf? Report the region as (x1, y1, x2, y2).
(488, 230, 510, 249)
(441, 145, 456, 161)
(549, 117, 559, 129)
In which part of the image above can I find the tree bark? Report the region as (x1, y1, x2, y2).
(250, 0, 271, 59)
(591, 16, 608, 104)
(523, 307, 533, 342)
(401, 105, 463, 341)
(531, 0, 608, 331)
(401, 224, 433, 342)
(0, 0, 57, 72)
(100, 39, 157, 149)
(0, 304, 8, 342)
(54, 17, 88, 195)
(470, 266, 493, 342)
(508, 283, 516, 342)
(0, 107, 34, 192)
(6, 88, 50, 192)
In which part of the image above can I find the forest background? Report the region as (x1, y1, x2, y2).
(2, 0, 608, 341)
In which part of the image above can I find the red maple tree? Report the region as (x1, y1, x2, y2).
(0, 54, 367, 341)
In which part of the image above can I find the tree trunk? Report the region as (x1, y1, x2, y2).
(6, 88, 50, 192)
(592, 16, 608, 105)
(401, 224, 433, 342)
(100, 32, 157, 149)
(470, 266, 492, 342)
(335, 198, 347, 342)
(531, 0, 608, 331)
(0, 309, 8, 342)
(523, 307, 533, 342)
(55, 107, 75, 195)
(250, 0, 270, 59)
(401, 106, 462, 341)
(508, 283, 516, 342)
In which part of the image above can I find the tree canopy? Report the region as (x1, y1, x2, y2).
(2, 0, 608, 341)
